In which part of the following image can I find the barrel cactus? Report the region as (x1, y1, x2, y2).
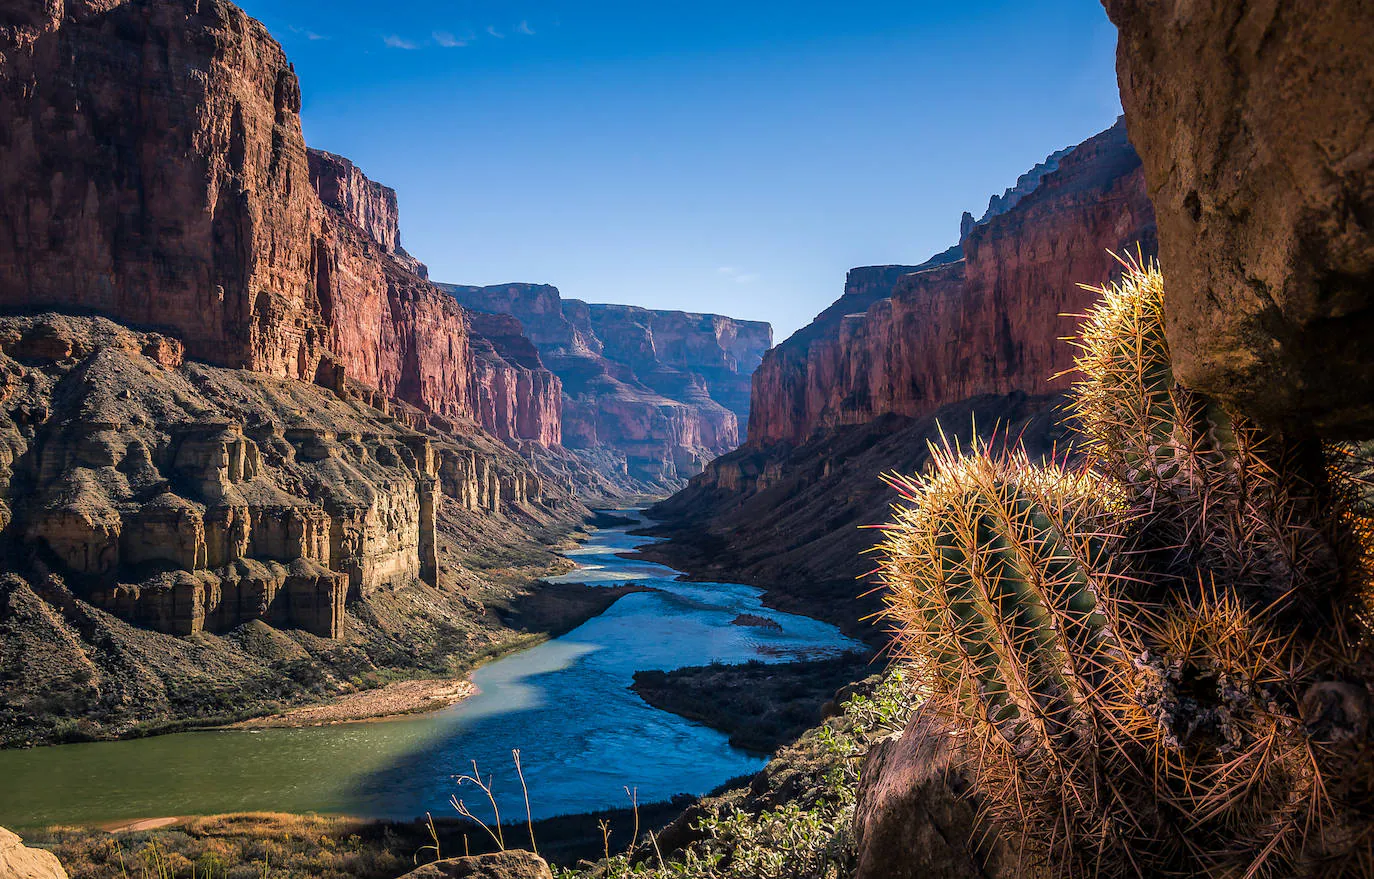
(877, 256, 1373, 877)
(877, 440, 1148, 874)
(1068, 253, 1340, 612)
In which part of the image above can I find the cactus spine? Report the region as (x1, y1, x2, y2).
(878, 443, 1146, 874)
(879, 255, 1370, 877)
(1068, 254, 1339, 610)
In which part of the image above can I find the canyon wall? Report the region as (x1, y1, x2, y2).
(0, 313, 563, 639)
(747, 120, 1154, 447)
(0, 0, 582, 655)
(647, 120, 1156, 633)
(441, 283, 771, 485)
(0, 0, 560, 450)
(1104, 0, 1374, 439)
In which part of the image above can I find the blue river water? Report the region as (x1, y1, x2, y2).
(0, 511, 864, 828)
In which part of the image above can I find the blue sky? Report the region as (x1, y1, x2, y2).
(238, 1, 1123, 342)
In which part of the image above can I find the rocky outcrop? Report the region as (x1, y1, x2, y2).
(399, 851, 553, 879)
(646, 120, 1155, 631)
(1104, 0, 1374, 438)
(747, 120, 1155, 446)
(0, 827, 67, 879)
(853, 716, 1012, 879)
(0, 313, 563, 642)
(441, 284, 771, 485)
(0, 314, 444, 637)
(0, 0, 560, 450)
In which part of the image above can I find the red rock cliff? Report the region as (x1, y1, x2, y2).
(0, 0, 323, 378)
(0, 0, 561, 449)
(440, 284, 771, 484)
(465, 311, 563, 447)
(747, 120, 1156, 446)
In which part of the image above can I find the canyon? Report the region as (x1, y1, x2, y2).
(0, 0, 777, 748)
(646, 119, 1158, 634)
(442, 283, 771, 486)
(0, 0, 636, 747)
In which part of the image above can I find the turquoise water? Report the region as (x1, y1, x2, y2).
(0, 512, 864, 828)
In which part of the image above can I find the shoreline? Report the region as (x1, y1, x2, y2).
(3, 519, 649, 751)
(221, 677, 480, 729)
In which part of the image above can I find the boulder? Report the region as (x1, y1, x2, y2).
(0, 827, 67, 879)
(853, 715, 1013, 879)
(398, 851, 553, 879)
(1104, 0, 1374, 438)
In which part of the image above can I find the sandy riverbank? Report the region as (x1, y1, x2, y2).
(224, 678, 478, 729)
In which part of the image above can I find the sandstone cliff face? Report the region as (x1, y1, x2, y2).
(308, 147, 429, 279)
(1104, 0, 1374, 438)
(465, 312, 563, 448)
(647, 121, 1156, 630)
(0, 0, 561, 450)
(747, 120, 1155, 446)
(0, 0, 324, 378)
(441, 284, 771, 485)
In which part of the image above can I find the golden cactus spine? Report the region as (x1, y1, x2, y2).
(877, 440, 1147, 875)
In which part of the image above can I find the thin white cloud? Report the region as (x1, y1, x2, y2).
(486, 25, 505, 38)
(433, 30, 468, 48)
(718, 266, 760, 285)
(383, 34, 418, 49)
(288, 25, 329, 40)
(517, 20, 535, 35)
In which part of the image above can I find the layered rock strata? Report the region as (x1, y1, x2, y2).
(1105, 0, 1374, 438)
(441, 284, 770, 485)
(646, 120, 1156, 631)
(0, 0, 560, 450)
(0, 314, 559, 639)
(747, 119, 1155, 446)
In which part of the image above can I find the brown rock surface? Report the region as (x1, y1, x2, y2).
(1104, 0, 1374, 437)
(853, 716, 1012, 879)
(0, 0, 561, 450)
(441, 284, 770, 486)
(747, 120, 1156, 446)
(0, 827, 67, 879)
(400, 851, 553, 879)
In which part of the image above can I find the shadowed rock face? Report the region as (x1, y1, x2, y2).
(747, 120, 1156, 447)
(441, 283, 771, 486)
(853, 716, 1013, 879)
(0, 0, 560, 449)
(1104, 0, 1374, 438)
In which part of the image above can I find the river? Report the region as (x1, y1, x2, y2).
(0, 511, 864, 829)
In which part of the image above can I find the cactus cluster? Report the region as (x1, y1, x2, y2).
(1068, 251, 1340, 613)
(877, 257, 1373, 878)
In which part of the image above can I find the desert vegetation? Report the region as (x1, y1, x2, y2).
(876, 256, 1374, 877)
(556, 670, 917, 879)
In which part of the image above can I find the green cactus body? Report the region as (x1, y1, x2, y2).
(880, 445, 1128, 754)
(1070, 255, 1336, 607)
